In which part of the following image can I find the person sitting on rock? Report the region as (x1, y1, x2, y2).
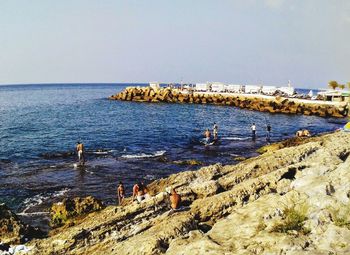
(302, 129, 311, 137)
(117, 181, 125, 205)
(169, 188, 181, 210)
(133, 182, 151, 203)
(295, 129, 303, 137)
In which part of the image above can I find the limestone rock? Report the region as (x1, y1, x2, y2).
(23, 131, 350, 254)
(50, 196, 104, 228)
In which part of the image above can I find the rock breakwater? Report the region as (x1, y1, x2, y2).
(11, 130, 349, 254)
(109, 87, 349, 118)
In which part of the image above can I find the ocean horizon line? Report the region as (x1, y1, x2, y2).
(0, 82, 321, 90)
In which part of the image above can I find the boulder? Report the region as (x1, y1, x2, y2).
(50, 196, 104, 228)
(0, 204, 43, 244)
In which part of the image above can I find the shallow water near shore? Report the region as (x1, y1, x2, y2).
(0, 84, 344, 229)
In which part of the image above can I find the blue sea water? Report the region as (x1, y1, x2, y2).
(0, 83, 344, 227)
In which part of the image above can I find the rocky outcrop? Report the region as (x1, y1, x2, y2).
(109, 87, 349, 118)
(24, 131, 350, 254)
(0, 204, 43, 245)
(50, 196, 104, 228)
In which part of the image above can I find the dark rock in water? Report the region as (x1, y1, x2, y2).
(233, 156, 246, 161)
(173, 159, 203, 166)
(40, 151, 75, 159)
(0, 242, 10, 251)
(156, 155, 169, 163)
(0, 204, 44, 244)
(50, 196, 104, 228)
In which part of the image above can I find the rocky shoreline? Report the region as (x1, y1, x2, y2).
(2, 131, 350, 254)
(109, 87, 349, 118)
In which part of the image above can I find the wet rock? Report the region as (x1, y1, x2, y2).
(0, 204, 44, 245)
(233, 156, 246, 161)
(50, 196, 104, 228)
(173, 159, 203, 166)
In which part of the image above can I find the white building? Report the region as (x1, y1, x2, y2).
(245, 85, 261, 94)
(225, 84, 242, 93)
(195, 83, 211, 92)
(261, 86, 278, 95)
(149, 82, 160, 90)
(211, 82, 226, 92)
(279, 86, 295, 96)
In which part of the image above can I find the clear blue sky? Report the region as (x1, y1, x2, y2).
(0, 0, 349, 88)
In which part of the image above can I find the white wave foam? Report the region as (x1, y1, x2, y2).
(121, 150, 166, 159)
(92, 151, 109, 155)
(21, 188, 70, 214)
(144, 174, 156, 180)
(17, 211, 50, 216)
(92, 149, 117, 155)
(222, 137, 250, 141)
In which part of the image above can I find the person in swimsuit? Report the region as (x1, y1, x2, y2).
(76, 141, 85, 165)
(213, 123, 218, 141)
(302, 129, 311, 137)
(117, 181, 125, 205)
(204, 129, 211, 144)
(133, 182, 150, 203)
(251, 123, 256, 140)
(296, 129, 303, 137)
(266, 124, 271, 140)
(169, 188, 181, 210)
(132, 183, 141, 201)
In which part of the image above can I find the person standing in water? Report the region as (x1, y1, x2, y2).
(76, 141, 85, 165)
(213, 122, 218, 141)
(266, 124, 271, 141)
(250, 123, 256, 140)
(117, 181, 125, 205)
(204, 129, 211, 144)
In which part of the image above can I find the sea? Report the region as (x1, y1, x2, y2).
(0, 84, 345, 229)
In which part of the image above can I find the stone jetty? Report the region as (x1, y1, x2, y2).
(109, 87, 349, 118)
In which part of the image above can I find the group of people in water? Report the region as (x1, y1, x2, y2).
(75, 122, 312, 211)
(75, 142, 181, 209)
(203, 122, 274, 144)
(203, 121, 311, 143)
(117, 181, 181, 210)
(203, 122, 219, 145)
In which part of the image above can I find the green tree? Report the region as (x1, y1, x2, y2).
(328, 80, 338, 90)
(339, 84, 345, 90)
